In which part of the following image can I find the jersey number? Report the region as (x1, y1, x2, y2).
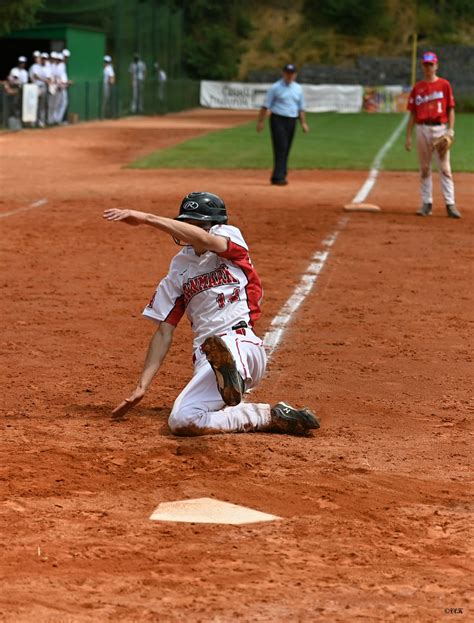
(216, 288, 240, 309)
(437, 101, 443, 114)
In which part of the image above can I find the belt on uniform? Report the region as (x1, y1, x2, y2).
(231, 321, 248, 334)
(420, 120, 442, 126)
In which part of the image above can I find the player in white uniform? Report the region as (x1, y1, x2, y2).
(103, 192, 319, 436)
(56, 49, 71, 124)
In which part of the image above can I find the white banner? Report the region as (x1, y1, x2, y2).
(22, 84, 38, 123)
(200, 81, 364, 113)
(303, 84, 363, 113)
(200, 81, 272, 110)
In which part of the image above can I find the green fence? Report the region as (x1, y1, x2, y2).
(0, 78, 201, 128)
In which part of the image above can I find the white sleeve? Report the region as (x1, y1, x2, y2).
(210, 224, 248, 250)
(142, 257, 185, 326)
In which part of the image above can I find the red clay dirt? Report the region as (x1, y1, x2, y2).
(1, 110, 472, 622)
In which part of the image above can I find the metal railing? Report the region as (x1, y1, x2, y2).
(0, 78, 201, 128)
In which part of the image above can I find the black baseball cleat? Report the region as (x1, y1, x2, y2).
(416, 203, 432, 216)
(446, 204, 461, 219)
(269, 402, 320, 435)
(201, 336, 245, 406)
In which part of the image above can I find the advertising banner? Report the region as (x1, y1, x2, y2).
(362, 85, 410, 113)
(200, 81, 364, 113)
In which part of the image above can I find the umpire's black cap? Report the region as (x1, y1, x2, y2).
(283, 63, 297, 73)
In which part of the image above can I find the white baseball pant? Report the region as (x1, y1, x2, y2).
(169, 329, 271, 435)
(416, 123, 455, 205)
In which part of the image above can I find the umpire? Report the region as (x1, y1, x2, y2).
(257, 63, 309, 185)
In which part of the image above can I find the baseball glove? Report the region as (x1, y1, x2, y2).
(433, 133, 454, 158)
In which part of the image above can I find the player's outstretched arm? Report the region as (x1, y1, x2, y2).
(111, 321, 175, 420)
(103, 208, 227, 253)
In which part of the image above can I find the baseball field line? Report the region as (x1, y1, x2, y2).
(260, 115, 408, 366)
(352, 115, 409, 204)
(0, 198, 48, 219)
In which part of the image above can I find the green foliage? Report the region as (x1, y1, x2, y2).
(172, 0, 253, 80)
(0, 0, 44, 37)
(184, 24, 240, 81)
(303, 0, 386, 36)
(259, 34, 276, 54)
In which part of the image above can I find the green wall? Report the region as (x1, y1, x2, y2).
(66, 28, 104, 83)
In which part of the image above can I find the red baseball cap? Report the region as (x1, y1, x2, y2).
(422, 51, 438, 64)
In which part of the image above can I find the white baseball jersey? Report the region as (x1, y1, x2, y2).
(103, 64, 115, 85)
(143, 224, 263, 351)
(9, 68, 28, 85)
(29, 63, 43, 85)
(129, 60, 146, 81)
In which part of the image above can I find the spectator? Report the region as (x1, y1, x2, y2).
(154, 61, 167, 103)
(4, 57, 28, 127)
(40, 52, 52, 125)
(29, 51, 47, 127)
(48, 52, 61, 125)
(56, 49, 72, 124)
(129, 52, 146, 113)
(102, 55, 115, 118)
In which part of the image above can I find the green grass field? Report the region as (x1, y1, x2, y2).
(130, 112, 474, 172)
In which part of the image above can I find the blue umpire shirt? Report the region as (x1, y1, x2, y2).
(264, 79, 305, 118)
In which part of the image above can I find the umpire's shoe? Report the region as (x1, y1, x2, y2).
(446, 204, 461, 219)
(269, 402, 320, 435)
(202, 336, 245, 406)
(416, 202, 432, 216)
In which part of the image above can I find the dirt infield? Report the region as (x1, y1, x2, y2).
(1, 110, 472, 622)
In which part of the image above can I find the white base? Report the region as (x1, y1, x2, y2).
(150, 497, 280, 525)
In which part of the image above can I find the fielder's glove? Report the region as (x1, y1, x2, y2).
(433, 131, 454, 158)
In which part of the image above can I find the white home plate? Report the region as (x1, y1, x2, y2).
(150, 497, 279, 525)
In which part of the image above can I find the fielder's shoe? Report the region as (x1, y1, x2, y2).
(202, 336, 245, 406)
(416, 202, 432, 216)
(446, 204, 461, 219)
(268, 402, 320, 435)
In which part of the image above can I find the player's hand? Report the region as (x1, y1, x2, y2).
(301, 122, 309, 134)
(111, 387, 146, 420)
(256, 120, 264, 133)
(405, 137, 412, 151)
(103, 208, 144, 226)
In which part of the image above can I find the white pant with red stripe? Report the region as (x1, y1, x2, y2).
(168, 329, 271, 435)
(416, 123, 455, 205)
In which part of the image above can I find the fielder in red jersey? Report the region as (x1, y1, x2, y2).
(405, 51, 461, 219)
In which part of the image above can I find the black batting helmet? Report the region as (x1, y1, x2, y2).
(176, 191, 227, 225)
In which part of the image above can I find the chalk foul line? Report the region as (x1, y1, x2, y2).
(351, 114, 408, 204)
(0, 198, 48, 219)
(261, 114, 408, 362)
(262, 219, 347, 360)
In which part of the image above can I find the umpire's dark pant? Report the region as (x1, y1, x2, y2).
(270, 113, 297, 183)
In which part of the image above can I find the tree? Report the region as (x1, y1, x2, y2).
(0, 0, 44, 37)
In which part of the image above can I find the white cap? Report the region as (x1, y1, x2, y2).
(10, 67, 21, 78)
(33, 50, 41, 57)
(57, 53, 64, 61)
(41, 52, 49, 59)
(18, 56, 27, 63)
(104, 55, 112, 62)
(62, 49, 71, 57)
(51, 51, 60, 60)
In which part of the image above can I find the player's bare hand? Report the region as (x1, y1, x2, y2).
(301, 122, 310, 134)
(111, 387, 145, 420)
(256, 120, 264, 133)
(103, 208, 144, 226)
(405, 137, 412, 151)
